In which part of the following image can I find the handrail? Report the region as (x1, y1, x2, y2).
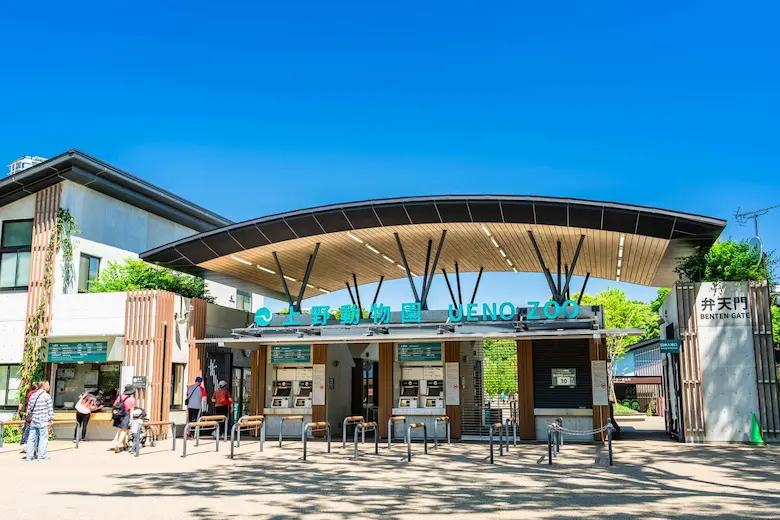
(433, 416, 451, 450)
(302, 421, 331, 460)
(182, 421, 220, 458)
(353, 421, 378, 461)
(489, 422, 505, 464)
(0, 419, 81, 449)
(342, 415, 364, 448)
(279, 416, 305, 448)
(134, 420, 176, 457)
(387, 416, 407, 450)
(198, 414, 228, 441)
(406, 422, 428, 462)
(230, 416, 265, 459)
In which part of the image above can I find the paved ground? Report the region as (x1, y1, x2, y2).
(1, 434, 779, 519)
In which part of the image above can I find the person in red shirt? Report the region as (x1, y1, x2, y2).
(212, 381, 233, 423)
(111, 384, 137, 453)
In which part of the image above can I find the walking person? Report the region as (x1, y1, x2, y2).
(19, 382, 39, 452)
(111, 384, 136, 453)
(74, 389, 103, 442)
(185, 376, 207, 439)
(212, 380, 232, 425)
(24, 381, 54, 461)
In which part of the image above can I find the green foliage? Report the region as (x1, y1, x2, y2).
(675, 239, 777, 286)
(613, 402, 639, 415)
(57, 208, 79, 291)
(2, 424, 22, 443)
(89, 258, 214, 302)
(772, 306, 779, 344)
(646, 399, 658, 416)
(482, 339, 517, 396)
(650, 288, 671, 313)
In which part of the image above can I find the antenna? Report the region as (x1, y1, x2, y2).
(735, 204, 780, 236)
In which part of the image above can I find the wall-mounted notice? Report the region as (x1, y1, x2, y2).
(271, 345, 311, 364)
(423, 366, 443, 380)
(397, 343, 441, 362)
(312, 364, 326, 405)
(591, 360, 609, 406)
(445, 362, 460, 406)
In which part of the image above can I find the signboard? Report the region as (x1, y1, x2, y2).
(551, 368, 576, 387)
(591, 361, 608, 406)
(397, 342, 442, 362)
(132, 375, 147, 388)
(445, 362, 460, 406)
(660, 339, 680, 354)
(47, 341, 108, 363)
(270, 345, 311, 364)
(312, 364, 326, 405)
(695, 282, 751, 327)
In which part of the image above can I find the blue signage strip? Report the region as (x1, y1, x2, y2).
(397, 342, 442, 362)
(270, 345, 311, 364)
(660, 339, 680, 354)
(47, 341, 108, 363)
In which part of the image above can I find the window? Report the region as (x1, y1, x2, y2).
(78, 254, 101, 293)
(236, 289, 252, 312)
(171, 363, 185, 407)
(0, 220, 33, 290)
(0, 365, 22, 407)
(52, 363, 120, 409)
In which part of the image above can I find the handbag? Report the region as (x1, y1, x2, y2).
(24, 393, 41, 424)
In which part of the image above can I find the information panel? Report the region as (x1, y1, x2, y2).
(397, 342, 442, 362)
(551, 368, 576, 387)
(270, 345, 311, 364)
(660, 339, 680, 354)
(591, 361, 609, 406)
(47, 341, 108, 363)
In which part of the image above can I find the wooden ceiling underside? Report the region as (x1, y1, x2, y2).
(199, 223, 669, 297)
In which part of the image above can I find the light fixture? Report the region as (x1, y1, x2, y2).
(616, 276, 621, 282)
(306, 283, 315, 289)
(619, 234, 625, 247)
(230, 255, 252, 266)
(616, 269, 621, 276)
(499, 249, 507, 258)
(512, 267, 518, 273)
(398, 265, 407, 271)
(257, 265, 276, 275)
(366, 244, 380, 254)
(411, 272, 418, 277)
(318, 288, 330, 294)
(347, 232, 363, 243)
(382, 255, 395, 263)
(481, 225, 491, 237)
(283, 275, 297, 282)
(506, 259, 513, 266)
(617, 259, 622, 268)
(490, 237, 499, 248)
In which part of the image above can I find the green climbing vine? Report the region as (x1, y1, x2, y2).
(16, 208, 78, 416)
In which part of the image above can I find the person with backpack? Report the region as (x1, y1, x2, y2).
(74, 389, 103, 442)
(24, 381, 54, 461)
(185, 376, 207, 439)
(111, 384, 136, 453)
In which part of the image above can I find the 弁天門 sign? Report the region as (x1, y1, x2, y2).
(397, 342, 442, 362)
(270, 345, 311, 364)
(660, 339, 680, 354)
(47, 341, 108, 363)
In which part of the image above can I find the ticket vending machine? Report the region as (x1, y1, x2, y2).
(423, 379, 444, 408)
(399, 380, 420, 408)
(294, 381, 313, 409)
(271, 381, 292, 408)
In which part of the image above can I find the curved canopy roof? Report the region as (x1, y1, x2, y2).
(140, 195, 725, 300)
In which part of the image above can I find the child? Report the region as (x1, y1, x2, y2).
(128, 407, 147, 454)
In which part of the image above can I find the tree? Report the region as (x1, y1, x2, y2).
(675, 239, 777, 286)
(482, 339, 517, 397)
(573, 287, 658, 400)
(89, 258, 214, 301)
(773, 306, 779, 345)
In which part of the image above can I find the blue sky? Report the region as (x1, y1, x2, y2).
(2, 2, 778, 311)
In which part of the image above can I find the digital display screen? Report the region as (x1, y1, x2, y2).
(401, 387, 418, 397)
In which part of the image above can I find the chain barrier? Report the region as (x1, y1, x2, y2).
(547, 422, 614, 467)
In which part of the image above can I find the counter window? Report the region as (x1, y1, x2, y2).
(0, 364, 21, 407)
(53, 363, 121, 409)
(171, 363, 185, 407)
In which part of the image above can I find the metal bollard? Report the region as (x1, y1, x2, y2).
(434, 417, 450, 449)
(607, 424, 613, 466)
(342, 416, 364, 448)
(406, 423, 428, 462)
(556, 417, 563, 452)
(182, 422, 220, 458)
(303, 422, 331, 460)
(387, 416, 406, 450)
(75, 423, 81, 450)
(353, 423, 378, 461)
(489, 426, 495, 464)
(279, 416, 304, 448)
(503, 419, 510, 453)
(547, 426, 553, 465)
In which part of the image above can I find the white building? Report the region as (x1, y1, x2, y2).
(7, 155, 46, 176)
(0, 149, 275, 436)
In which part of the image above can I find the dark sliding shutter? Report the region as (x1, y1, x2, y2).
(532, 339, 592, 409)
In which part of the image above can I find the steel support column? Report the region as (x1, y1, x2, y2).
(294, 243, 320, 312)
(577, 272, 591, 305)
(272, 252, 294, 307)
(527, 231, 560, 303)
(394, 232, 421, 303)
(470, 267, 484, 305)
(441, 268, 458, 308)
(420, 231, 447, 309)
(371, 276, 385, 307)
(352, 273, 363, 311)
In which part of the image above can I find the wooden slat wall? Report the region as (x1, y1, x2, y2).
(188, 298, 207, 381)
(312, 344, 327, 436)
(444, 341, 461, 438)
(378, 343, 393, 437)
(124, 291, 154, 414)
(589, 337, 609, 441)
(749, 281, 780, 438)
(516, 339, 535, 439)
(23, 185, 62, 370)
(250, 346, 267, 416)
(676, 285, 706, 441)
(150, 291, 175, 423)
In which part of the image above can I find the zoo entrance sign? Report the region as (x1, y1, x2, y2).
(254, 300, 580, 327)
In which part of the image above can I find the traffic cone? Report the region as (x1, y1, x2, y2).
(750, 413, 765, 445)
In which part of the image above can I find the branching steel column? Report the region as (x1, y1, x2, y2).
(557, 241, 562, 295)
(272, 252, 294, 307)
(441, 268, 458, 309)
(527, 231, 560, 302)
(455, 262, 463, 306)
(577, 272, 591, 305)
(420, 231, 447, 310)
(294, 242, 320, 312)
(371, 276, 385, 307)
(352, 273, 363, 311)
(421, 239, 433, 300)
(561, 235, 586, 299)
(470, 267, 484, 305)
(394, 232, 420, 303)
(345, 282, 356, 305)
